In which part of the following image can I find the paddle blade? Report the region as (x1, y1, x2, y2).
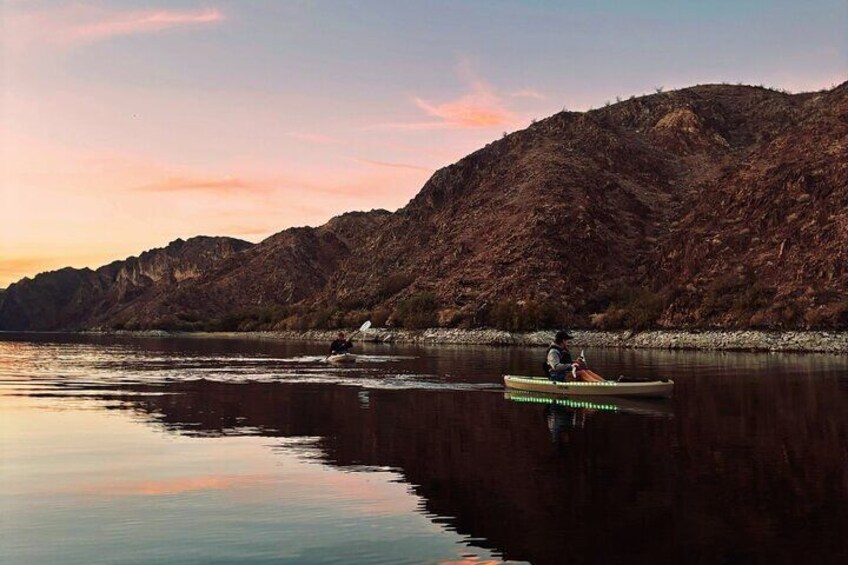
(359, 320, 372, 331)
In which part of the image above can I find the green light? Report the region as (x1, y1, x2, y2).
(505, 392, 620, 412)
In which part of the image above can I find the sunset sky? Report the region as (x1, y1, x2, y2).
(2, 0, 846, 286)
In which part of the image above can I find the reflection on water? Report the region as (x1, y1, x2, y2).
(1, 333, 847, 564)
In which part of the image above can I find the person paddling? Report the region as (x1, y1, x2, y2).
(545, 329, 606, 382)
(329, 332, 354, 355)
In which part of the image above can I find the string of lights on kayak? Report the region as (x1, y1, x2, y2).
(505, 393, 620, 412)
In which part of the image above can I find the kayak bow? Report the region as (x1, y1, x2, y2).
(327, 353, 357, 364)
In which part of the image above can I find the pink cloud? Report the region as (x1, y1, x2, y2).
(6, 5, 224, 48)
(354, 158, 432, 172)
(133, 176, 271, 195)
(411, 84, 514, 129)
(375, 64, 517, 130)
(73, 8, 224, 40)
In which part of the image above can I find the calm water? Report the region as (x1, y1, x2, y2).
(1, 333, 847, 564)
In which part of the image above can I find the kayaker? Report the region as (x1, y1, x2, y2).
(546, 330, 606, 382)
(329, 332, 354, 355)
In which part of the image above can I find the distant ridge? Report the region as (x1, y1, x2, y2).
(0, 236, 252, 330)
(2, 81, 846, 332)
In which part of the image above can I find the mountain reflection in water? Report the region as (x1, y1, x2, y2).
(2, 334, 847, 564)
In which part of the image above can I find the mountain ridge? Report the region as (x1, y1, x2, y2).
(2, 82, 846, 332)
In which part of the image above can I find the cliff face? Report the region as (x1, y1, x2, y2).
(0, 236, 252, 330)
(110, 210, 393, 330)
(653, 84, 848, 328)
(2, 82, 846, 332)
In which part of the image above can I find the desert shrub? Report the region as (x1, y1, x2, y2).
(702, 272, 775, 324)
(483, 299, 559, 332)
(177, 311, 201, 323)
(337, 295, 366, 310)
(437, 308, 467, 328)
(377, 274, 415, 300)
(394, 292, 439, 329)
(217, 312, 246, 331)
(591, 286, 665, 331)
(309, 308, 338, 329)
(837, 301, 848, 328)
(702, 275, 746, 316)
(281, 313, 309, 330)
(370, 307, 391, 328)
(213, 305, 291, 331)
(748, 311, 771, 328)
(341, 310, 370, 328)
(731, 283, 775, 314)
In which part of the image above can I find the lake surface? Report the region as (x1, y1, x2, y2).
(1, 333, 847, 564)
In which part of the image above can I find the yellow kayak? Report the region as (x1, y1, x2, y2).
(503, 375, 673, 398)
(327, 353, 357, 364)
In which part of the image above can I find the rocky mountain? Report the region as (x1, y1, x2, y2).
(0, 236, 252, 330)
(2, 81, 846, 332)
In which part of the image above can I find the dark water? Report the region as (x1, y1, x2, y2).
(1, 333, 847, 564)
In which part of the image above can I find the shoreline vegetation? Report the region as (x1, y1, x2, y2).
(98, 328, 848, 353)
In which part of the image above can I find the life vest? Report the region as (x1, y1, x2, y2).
(542, 344, 571, 377)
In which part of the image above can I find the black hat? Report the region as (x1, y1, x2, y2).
(554, 329, 575, 342)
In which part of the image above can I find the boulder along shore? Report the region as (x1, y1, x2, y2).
(108, 328, 848, 353)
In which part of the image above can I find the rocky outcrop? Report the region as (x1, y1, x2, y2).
(107, 210, 392, 330)
(0, 236, 252, 330)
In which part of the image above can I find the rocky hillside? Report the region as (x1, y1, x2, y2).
(2, 82, 846, 332)
(0, 236, 252, 330)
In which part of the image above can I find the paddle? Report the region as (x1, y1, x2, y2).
(571, 349, 587, 379)
(325, 320, 371, 361)
(349, 320, 372, 341)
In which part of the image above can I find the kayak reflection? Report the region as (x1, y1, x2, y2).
(503, 390, 674, 418)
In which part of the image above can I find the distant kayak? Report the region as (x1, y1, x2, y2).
(327, 353, 357, 364)
(503, 375, 673, 398)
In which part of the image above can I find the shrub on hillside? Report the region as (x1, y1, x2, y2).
(377, 274, 415, 300)
(394, 292, 438, 329)
(590, 286, 665, 331)
(215, 305, 291, 331)
(483, 299, 559, 331)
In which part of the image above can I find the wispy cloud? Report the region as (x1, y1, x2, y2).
(375, 61, 517, 130)
(511, 88, 547, 100)
(73, 8, 224, 41)
(354, 158, 432, 172)
(133, 176, 271, 195)
(5, 5, 224, 48)
(411, 86, 513, 128)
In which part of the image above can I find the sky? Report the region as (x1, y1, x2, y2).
(1, 0, 846, 286)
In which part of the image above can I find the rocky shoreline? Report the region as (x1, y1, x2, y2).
(110, 328, 848, 353)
